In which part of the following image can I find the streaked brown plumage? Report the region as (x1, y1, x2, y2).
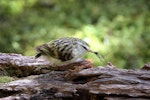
(35, 37, 101, 66)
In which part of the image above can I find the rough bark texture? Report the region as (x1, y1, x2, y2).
(0, 53, 150, 100)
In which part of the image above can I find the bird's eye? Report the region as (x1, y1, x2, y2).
(82, 46, 87, 50)
(94, 52, 98, 55)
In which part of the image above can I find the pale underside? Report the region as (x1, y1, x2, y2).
(42, 43, 88, 66)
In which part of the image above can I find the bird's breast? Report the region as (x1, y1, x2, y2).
(72, 45, 87, 58)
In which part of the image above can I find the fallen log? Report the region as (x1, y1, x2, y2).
(0, 53, 150, 100)
(0, 53, 93, 77)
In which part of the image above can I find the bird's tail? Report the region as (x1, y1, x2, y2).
(34, 44, 45, 59)
(35, 53, 42, 59)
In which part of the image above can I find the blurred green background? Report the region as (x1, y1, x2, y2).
(0, 0, 149, 69)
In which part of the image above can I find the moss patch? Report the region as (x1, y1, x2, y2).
(0, 76, 14, 83)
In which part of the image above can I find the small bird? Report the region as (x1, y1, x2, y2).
(35, 37, 102, 66)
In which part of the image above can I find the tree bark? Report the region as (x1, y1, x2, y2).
(0, 53, 150, 100)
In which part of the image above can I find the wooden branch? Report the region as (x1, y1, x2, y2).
(0, 53, 150, 100)
(0, 53, 93, 77)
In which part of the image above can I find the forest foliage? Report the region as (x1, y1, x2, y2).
(0, 0, 149, 69)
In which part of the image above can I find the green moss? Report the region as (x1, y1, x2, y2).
(0, 76, 14, 83)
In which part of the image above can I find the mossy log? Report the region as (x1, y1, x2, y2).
(0, 53, 150, 100)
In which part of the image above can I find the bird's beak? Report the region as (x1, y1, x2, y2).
(88, 50, 103, 62)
